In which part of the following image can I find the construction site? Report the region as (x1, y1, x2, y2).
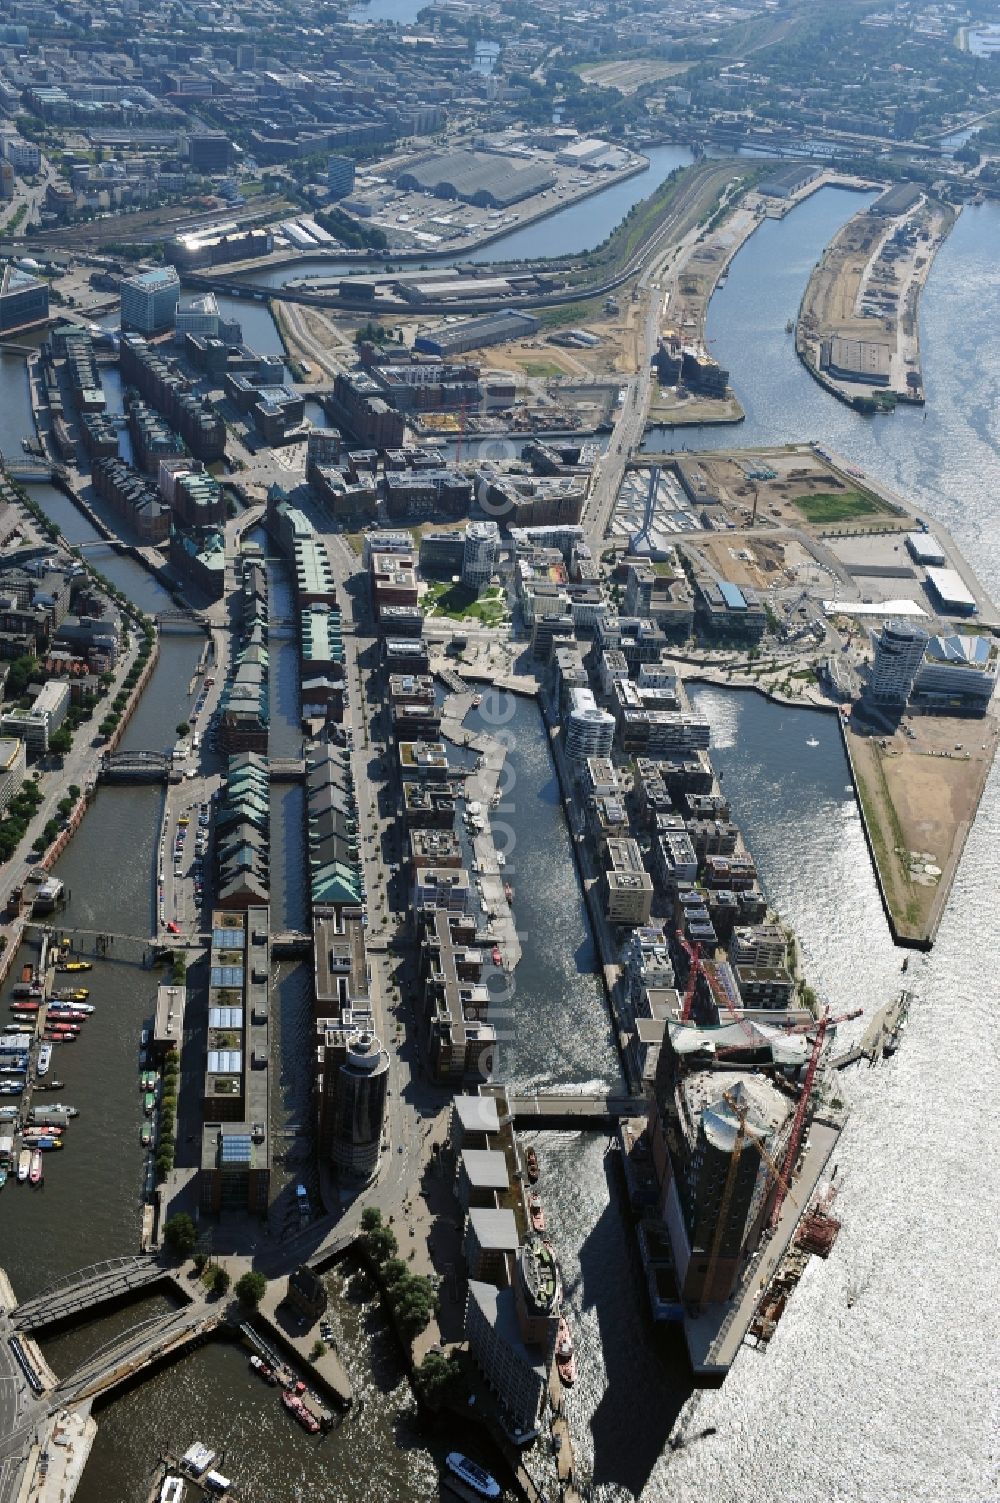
(796, 189, 956, 410)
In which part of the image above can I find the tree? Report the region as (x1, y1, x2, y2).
(164, 1212, 198, 1257)
(366, 1225, 398, 1263)
(382, 1257, 409, 1287)
(415, 1350, 464, 1410)
(360, 1207, 383, 1233)
(235, 1271, 267, 1308)
(48, 727, 72, 756)
(193, 1252, 208, 1274)
(176, 721, 190, 738)
(211, 1266, 231, 1296)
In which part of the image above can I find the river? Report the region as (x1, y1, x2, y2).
(1, 183, 997, 1502)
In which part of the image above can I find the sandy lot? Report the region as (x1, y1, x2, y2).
(577, 58, 693, 94)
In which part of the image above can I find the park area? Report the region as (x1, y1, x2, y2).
(423, 580, 508, 627)
(792, 489, 892, 525)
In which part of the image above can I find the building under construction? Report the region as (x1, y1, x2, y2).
(648, 1057, 794, 1306)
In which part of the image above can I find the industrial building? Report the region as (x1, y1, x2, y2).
(414, 310, 540, 358)
(822, 335, 892, 386)
(395, 149, 554, 208)
(924, 565, 977, 616)
(756, 163, 819, 199)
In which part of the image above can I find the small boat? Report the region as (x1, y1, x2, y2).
(504, 881, 513, 905)
(37, 1044, 52, 1076)
(0, 1166, 7, 1190)
(33, 1136, 62, 1151)
(141, 1070, 156, 1091)
(472, 694, 482, 708)
(10, 1001, 40, 1012)
(491, 946, 502, 967)
(525, 1146, 539, 1184)
(556, 1315, 577, 1387)
(143, 1091, 155, 1116)
(49, 1000, 94, 1013)
(0, 1106, 19, 1120)
(17, 1148, 31, 1182)
(444, 1453, 501, 1500)
(140, 1124, 153, 1148)
(51, 988, 89, 1001)
(250, 1354, 278, 1385)
(36, 1080, 65, 1091)
(58, 961, 92, 973)
(23, 1125, 64, 1137)
(282, 1390, 320, 1433)
(29, 1149, 43, 1185)
(806, 736, 819, 748)
(528, 1192, 545, 1232)
(0, 1083, 24, 1096)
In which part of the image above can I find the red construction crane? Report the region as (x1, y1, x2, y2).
(675, 931, 702, 1022)
(768, 1008, 859, 1230)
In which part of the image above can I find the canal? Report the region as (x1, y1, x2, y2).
(235, 143, 694, 288)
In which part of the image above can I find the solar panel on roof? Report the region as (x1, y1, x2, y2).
(210, 966, 244, 988)
(220, 1134, 252, 1164)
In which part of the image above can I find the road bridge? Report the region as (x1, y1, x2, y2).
(55, 1305, 216, 1403)
(12, 1256, 170, 1333)
(98, 751, 171, 783)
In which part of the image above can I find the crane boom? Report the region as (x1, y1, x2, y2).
(768, 1012, 833, 1229)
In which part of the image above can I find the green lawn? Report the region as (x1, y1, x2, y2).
(791, 490, 890, 524)
(522, 360, 565, 379)
(425, 580, 507, 625)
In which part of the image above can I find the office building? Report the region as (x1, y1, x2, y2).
(0, 737, 26, 813)
(120, 266, 181, 335)
(868, 619, 929, 706)
(0, 264, 49, 334)
(189, 133, 234, 172)
(603, 838, 654, 927)
(912, 632, 998, 714)
(564, 687, 615, 768)
(175, 292, 222, 344)
(461, 520, 499, 594)
(465, 1281, 549, 1443)
(327, 154, 356, 199)
(316, 1028, 389, 1181)
(198, 906, 271, 1215)
(0, 679, 69, 755)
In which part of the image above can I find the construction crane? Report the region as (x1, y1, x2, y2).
(675, 931, 764, 1048)
(767, 1008, 858, 1231)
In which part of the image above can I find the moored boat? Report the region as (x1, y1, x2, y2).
(250, 1354, 278, 1385)
(36, 1044, 52, 1076)
(140, 1124, 153, 1148)
(491, 946, 502, 967)
(525, 1146, 539, 1184)
(556, 1315, 577, 1387)
(528, 1192, 545, 1232)
(29, 1149, 43, 1184)
(282, 1390, 320, 1433)
(17, 1147, 31, 1182)
(58, 961, 92, 973)
(504, 881, 513, 904)
(444, 1453, 501, 1500)
(143, 1091, 155, 1116)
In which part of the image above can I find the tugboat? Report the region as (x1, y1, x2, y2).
(525, 1146, 539, 1184)
(556, 1315, 577, 1388)
(528, 1192, 545, 1232)
(491, 945, 502, 967)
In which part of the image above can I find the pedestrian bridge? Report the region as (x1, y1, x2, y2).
(57, 1305, 217, 1403)
(12, 1255, 170, 1332)
(506, 1091, 646, 1128)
